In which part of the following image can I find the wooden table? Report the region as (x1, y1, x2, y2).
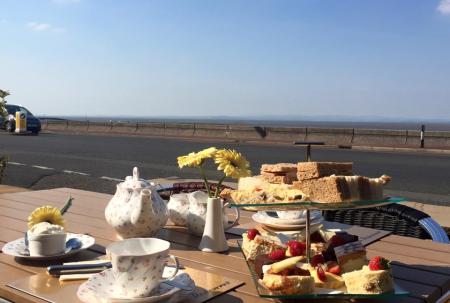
(0, 188, 449, 303)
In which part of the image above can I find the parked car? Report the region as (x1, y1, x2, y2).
(0, 104, 41, 134)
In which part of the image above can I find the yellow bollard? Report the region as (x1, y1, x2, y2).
(15, 110, 27, 133)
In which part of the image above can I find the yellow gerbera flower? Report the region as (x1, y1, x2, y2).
(197, 147, 217, 158)
(28, 206, 64, 229)
(177, 152, 203, 168)
(177, 147, 217, 169)
(214, 149, 251, 179)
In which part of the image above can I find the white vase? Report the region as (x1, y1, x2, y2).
(198, 197, 229, 253)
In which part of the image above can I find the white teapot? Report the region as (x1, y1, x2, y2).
(105, 167, 168, 239)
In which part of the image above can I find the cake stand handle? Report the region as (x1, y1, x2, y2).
(306, 209, 311, 263)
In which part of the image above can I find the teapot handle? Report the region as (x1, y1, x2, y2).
(223, 202, 240, 230)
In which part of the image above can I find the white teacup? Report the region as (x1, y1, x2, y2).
(106, 238, 179, 298)
(276, 210, 306, 220)
(187, 191, 240, 236)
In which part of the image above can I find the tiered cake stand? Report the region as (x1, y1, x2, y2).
(229, 143, 409, 299)
(230, 198, 408, 300)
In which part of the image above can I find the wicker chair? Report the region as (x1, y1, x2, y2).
(323, 203, 449, 243)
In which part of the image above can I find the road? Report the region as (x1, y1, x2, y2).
(1, 131, 449, 205)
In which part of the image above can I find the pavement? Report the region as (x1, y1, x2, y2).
(0, 131, 449, 206)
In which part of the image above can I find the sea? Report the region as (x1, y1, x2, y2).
(38, 116, 450, 131)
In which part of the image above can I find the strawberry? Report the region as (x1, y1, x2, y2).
(327, 264, 341, 275)
(368, 256, 390, 271)
(286, 241, 306, 256)
(310, 254, 325, 267)
(316, 265, 327, 282)
(268, 249, 286, 261)
(247, 229, 260, 240)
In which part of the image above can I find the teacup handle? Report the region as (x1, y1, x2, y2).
(223, 202, 240, 230)
(160, 255, 179, 282)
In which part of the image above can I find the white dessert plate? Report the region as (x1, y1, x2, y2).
(77, 267, 195, 303)
(1, 233, 95, 261)
(257, 211, 322, 225)
(252, 213, 323, 230)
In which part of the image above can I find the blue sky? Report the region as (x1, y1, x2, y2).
(1, 0, 450, 120)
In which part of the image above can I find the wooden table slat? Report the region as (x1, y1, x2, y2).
(11, 189, 109, 209)
(381, 235, 450, 254)
(0, 263, 47, 303)
(391, 264, 450, 294)
(368, 240, 450, 264)
(367, 249, 450, 276)
(0, 195, 106, 219)
(394, 279, 441, 303)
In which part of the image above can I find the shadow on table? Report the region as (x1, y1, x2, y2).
(14, 248, 104, 268)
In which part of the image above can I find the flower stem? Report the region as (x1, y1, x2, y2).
(214, 175, 226, 198)
(60, 196, 73, 215)
(199, 166, 211, 197)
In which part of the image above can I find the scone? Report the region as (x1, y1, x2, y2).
(262, 256, 314, 294)
(342, 257, 394, 294)
(262, 274, 314, 294)
(242, 230, 285, 261)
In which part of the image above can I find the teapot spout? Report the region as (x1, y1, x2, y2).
(130, 189, 153, 225)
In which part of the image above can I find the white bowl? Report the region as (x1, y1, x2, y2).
(27, 232, 67, 256)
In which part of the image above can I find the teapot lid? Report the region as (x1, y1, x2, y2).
(122, 167, 151, 189)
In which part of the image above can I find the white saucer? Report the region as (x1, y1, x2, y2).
(1, 233, 95, 261)
(77, 267, 195, 303)
(252, 213, 323, 230)
(257, 211, 322, 225)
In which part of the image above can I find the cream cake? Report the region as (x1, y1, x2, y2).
(335, 241, 368, 273)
